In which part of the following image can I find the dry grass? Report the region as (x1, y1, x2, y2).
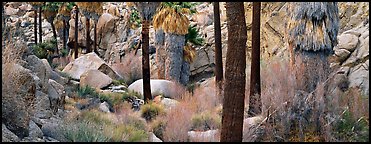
(242, 57, 369, 142)
(111, 51, 142, 85)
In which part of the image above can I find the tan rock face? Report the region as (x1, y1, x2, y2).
(80, 69, 113, 89)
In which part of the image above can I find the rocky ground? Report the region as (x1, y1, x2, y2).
(2, 2, 369, 142)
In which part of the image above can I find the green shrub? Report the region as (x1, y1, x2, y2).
(112, 79, 127, 86)
(151, 119, 166, 140)
(78, 110, 112, 125)
(77, 85, 100, 98)
(112, 125, 148, 142)
(333, 109, 369, 142)
(32, 39, 57, 60)
(122, 90, 143, 101)
(190, 111, 221, 131)
(61, 48, 69, 57)
(63, 120, 111, 142)
(141, 102, 165, 122)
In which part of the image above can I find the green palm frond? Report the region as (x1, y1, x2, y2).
(186, 25, 204, 46)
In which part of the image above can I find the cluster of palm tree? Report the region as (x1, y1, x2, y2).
(76, 2, 103, 54)
(220, 2, 339, 142)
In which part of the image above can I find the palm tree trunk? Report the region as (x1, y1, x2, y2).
(155, 29, 166, 79)
(220, 2, 247, 142)
(180, 60, 190, 85)
(63, 19, 67, 52)
(142, 20, 152, 103)
(74, 7, 79, 59)
(214, 2, 223, 98)
(165, 33, 185, 85)
(86, 17, 91, 53)
(34, 9, 38, 45)
(39, 6, 42, 43)
(50, 19, 58, 55)
(94, 21, 97, 54)
(248, 2, 262, 117)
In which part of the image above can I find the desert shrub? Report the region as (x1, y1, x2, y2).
(78, 110, 112, 125)
(118, 125, 148, 142)
(60, 48, 69, 57)
(63, 119, 111, 142)
(112, 79, 127, 86)
(77, 85, 100, 98)
(333, 109, 369, 142)
(163, 102, 193, 142)
(112, 51, 142, 85)
(141, 102, 165, 122)
(64, 108, 149, 142)
(150, 118, 167, 140)
(31, 39, 57, 60)
(190, 111, 221, 131)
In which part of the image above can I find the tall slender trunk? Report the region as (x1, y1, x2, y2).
(214, 2, 223, 98)
(94, 21, 97, 54)
(74, 7, 79, 59)
(164, 33, 185, 85)
(39, 6, 42, 43)
(142, 20, 152, 103)
(63, 20, 67, 52)
(155, 29, 165, 79)
(34, 9, 37, 45)
(248, 2, 262, 117)
(50, 20, 58, 55)
(220, 2, 247, 142)
(86, 17, 91, 53)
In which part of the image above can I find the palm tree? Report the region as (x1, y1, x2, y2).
(76, 2, 102, 53)
(90, 3, 103, 54)
(248, 2, 262, 117)
(220, 2, 247, 142)
(154, 28, 166, 79)
(57, 2, 74, 54)
(73, 5, 79, 59)
(287, 2, 339, 139)
(39, 2, 45, 43)
(152, 2, 195, 85)
(287, 2, 339, 93)
(213, 2, 223, 98)
(132, 2, 161, 103)
(29, 2, 43, 45)
(43, 2, 61, 55)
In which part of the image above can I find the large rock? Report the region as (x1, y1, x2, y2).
(48, 79, 66, 114)
(28, 120, 43, 139)
(25, 55, 50, 93)
(97, 13, 117, 60)
(161, 98, 179, 110)
(99, 102, 111, 113)
(80, 70, 113, 89)
(334, 48, 351, 63)
(348, 62, 369, 96)
(2, 124, 20, 142)
(41, 119, 65, 142)
(4, 6, 19, 16)
(128, 79, 183, 99)
(148, 132, 162, 142)
(2, 63, 36, 139)
(34, 90, 52, 119)
(41, 59, 68, 85)
(337, 33, 359, 52)
(62, 52, 121, 80)
(187, 129, 220, 142)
